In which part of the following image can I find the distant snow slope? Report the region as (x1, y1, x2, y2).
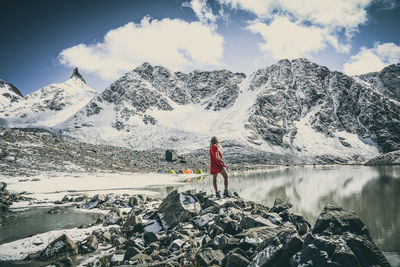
(0, 68, 97, 127)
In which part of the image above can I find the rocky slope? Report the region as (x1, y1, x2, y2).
(365, 150, 400, 165)
(245, 59, 400, 160)
(0, 127, 211, 177)
(18, 190, 390, 267)
(0, 80, 23, 110)
(357, 63, 400, 102)
(133, 62, 246, 110)
(0, 68, 98, 128)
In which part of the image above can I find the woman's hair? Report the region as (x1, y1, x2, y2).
(210, 136, 220, 147)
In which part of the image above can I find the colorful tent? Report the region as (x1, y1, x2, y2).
(184, 168, 193, 174)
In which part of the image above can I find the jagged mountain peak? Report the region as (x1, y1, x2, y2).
(0, 70, 97, 127)
(70, 67, 86, 84)
(0, 80, 24, 109)
(0, 79, 23, 97)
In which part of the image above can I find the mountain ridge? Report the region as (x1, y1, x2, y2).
(2, 59, 400, 164)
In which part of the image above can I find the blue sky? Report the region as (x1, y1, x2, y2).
(0, 0, 399, 95)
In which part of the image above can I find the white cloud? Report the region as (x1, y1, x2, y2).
(247, 16, 349, 60)
(343, 43, 400, 75)
(219, 0, 374, 61)
(219, 0, 372, 33)
(182, 0, 217, 25)
(59, 16, 224, 80)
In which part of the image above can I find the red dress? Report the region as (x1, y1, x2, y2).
(210, 145, 226, 174)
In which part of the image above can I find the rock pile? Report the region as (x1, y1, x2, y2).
(31, 190, 389, 266)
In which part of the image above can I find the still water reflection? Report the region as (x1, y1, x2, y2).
(178, 165, 400, 256)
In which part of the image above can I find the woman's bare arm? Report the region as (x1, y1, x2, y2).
(215, 151, 224, 164)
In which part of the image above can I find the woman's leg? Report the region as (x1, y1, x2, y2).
(212, 173, 218, 192)
(221, 168, 229, 190)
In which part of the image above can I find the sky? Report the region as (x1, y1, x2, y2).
(0, 0, 400, 95)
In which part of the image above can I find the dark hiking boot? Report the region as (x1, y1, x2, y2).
(223, 189, 232, 197)
(216, 191, 221, 199)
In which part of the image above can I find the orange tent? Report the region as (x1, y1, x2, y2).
(184, 168, 193, 174)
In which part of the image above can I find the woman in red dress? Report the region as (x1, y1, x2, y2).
(209, 136, 230, 198)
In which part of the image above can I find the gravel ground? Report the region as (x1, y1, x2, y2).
(0, 128, 288, 177)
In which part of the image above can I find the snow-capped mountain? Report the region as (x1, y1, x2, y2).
(0, 68, 98, 127)
(244, 59, 399, 161)
(0, 80, 23, 109)
(55, 59, 400, 163)
(56, 64, 247, 150)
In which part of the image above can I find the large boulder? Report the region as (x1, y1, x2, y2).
(291, 206, 391, 267)
(165, 149, 178, 162)
(158, 190, 201, 229)
(243, 224, 303, 267)
(40, 234, 78, 261)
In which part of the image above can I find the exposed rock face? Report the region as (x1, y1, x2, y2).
(0, 80, 23, 109)
(133, 62, 246, 110)
(365, 150, 400, 165)
(39, 234, 78, 261)
(70, 67, 86, 84)
(246, 59, 400, 156)
(357, 63, 400, 102)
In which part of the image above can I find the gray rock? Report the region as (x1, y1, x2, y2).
(223, 252, 250, 267)
(196, 248, 225, 266)
(293, 205, 391, 267)
(165, 149, 178, 162)
(158, 190, 201, 229)
(124, 246, 141, 261)
(240, 214, 275, 230)
(40, 234, 78, 261)
(82, 194, 105, 209)
(0, 182, 6, 191)
(78, 235, 98, 254)
(270, 198, 293, 213)
(103, 208, 122, 225)
(144, 231, 158, 244)
(130, 253, 153, 264)
(124, 214, 142, 227)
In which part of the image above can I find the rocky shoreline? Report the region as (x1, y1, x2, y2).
(5, 189, 390, 267)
